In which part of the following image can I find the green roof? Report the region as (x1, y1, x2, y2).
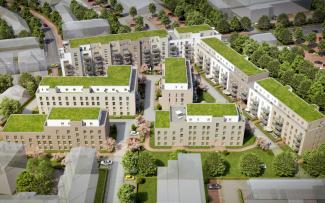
(40, 66, 131, 87)
(155, 111, 170, 128)
(3, 115, 46, 132)
(257, 78, 324, 121)
(48, 107, 100, 121)
(70, 29, 168, 48)
(165, 58, 187, 83)
(201, 38, 266, 76)
(187, 103, 238, 117)
(175, 24, 212, 33)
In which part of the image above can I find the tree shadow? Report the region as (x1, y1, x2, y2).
(136, 192, 148, 202)
(156, 159, 165, 167)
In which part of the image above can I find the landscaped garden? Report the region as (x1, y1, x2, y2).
(94, 168, 109, 203)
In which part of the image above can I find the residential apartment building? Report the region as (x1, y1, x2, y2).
(59, 30, 168, 76)
(36, 65, 137, 116)
(155, 103, 245, 147)
(159, 57, 193, 110)
(195, 37, 268, 101)
(247, 78, 325, 154)
(168, 24, 220, 60)
(0, 107, 109, 151)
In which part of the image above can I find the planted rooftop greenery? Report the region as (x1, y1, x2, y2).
(187, 103, 238, 117)
(164, 57, 187, 83)
(175, 24, 211, 33)
(40, 66, 131, 87)
(257, 78, 324, 121)
(155, 111, 170, 128)
(4, 115, 46, 132)
(70, 29, 168, 48)
(202, 37, 266, 76)
(48, 107, 100, 121)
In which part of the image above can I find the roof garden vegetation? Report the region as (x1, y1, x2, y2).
(3, 115, 46, 132)
(202, 38, 266, 76)
(175, 24, 212, 33)
(40, 66, 131, 87)
(70, 29, 168, 48)
(165, 57, 187, 83)
(155, 111, 170, 128)
(48, 107, 100, 121)
(187, 103, 238, 117)
(257, 78, 324, 121)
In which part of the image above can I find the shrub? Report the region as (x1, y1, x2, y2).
(240, 153, 263, 177)
(204, 152, 226, 176)
(273, 152, 297, 177)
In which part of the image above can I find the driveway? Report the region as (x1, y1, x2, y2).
(44, 27, 60, 67)
(105, 119, 134, 203)
(143, 75, 161, 121)
(219, 180, 249, 203)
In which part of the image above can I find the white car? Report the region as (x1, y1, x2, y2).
(130, 131, 139, 136)
(100, 160, 113, 166)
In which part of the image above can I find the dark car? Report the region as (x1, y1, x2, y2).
(314, 60, 323, 65)
(207, 183, 222, 190)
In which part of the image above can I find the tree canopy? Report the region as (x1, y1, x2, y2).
(273, 152, 297, 177)
(204, 152, 226, 177)
(303, 144, 325, 177)
(117, 184, 136, 203)
(0, 74, 13, 93)
(240, 153, 263, 177)
(0, 98, 21, 119)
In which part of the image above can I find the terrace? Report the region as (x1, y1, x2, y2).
(164, 58, 187, 83)
(3, 115, 47, 132)
(70, 29, 168, 48)
(186, 103, 238, 117)
(155, 111, 170, 128)
(201, 38, 266, 76)
(48, 107, 100, 121)
(175, 24, 212, 33)
(40, 65, 131, 88)
(257, 78, 324, 122)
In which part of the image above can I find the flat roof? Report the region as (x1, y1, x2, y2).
(175, 24, 212, 33)
(257, 78, 324, 121)
(40, 66, 131, 87)
(201, 37, 266, 76)
(155, 111, 170, 128)
(187, 103, 238, 117)
(165, 58, 187, 83)
(70, 29, 168, 48)
(48, 107, 100, 121)
(3, 115, 46, 132)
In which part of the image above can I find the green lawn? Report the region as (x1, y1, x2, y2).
(165, 57, 187, 83)
(94, 168, 109, 203)
(137, 177, 157, 203)
(4, 114, 46, 132)
(49, 107, 100, 121)
(175, 24, 211, 33)
(202, 92, 215, 103)
(155, 111, 170, 128)
(187, 103, 237, 117)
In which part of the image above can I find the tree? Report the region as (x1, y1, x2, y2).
(161, 15, 170, 28)
(216, 18, 231, 34)
(118, 25, 131, 33)
(243, 39, 259, 56)
(158, 10, 165, 19)
(186, 10, 205, 26)
(110, 0, 117, 7)
(303, 144, 325, 177)
(41, 2, 52, 16)
(318, 39, 325, 54)
(274, 25, 293, 45)
(138, 151, 157, 176)
(19, 73, 38, 95)
(297, 78, 312, 99)
(294, 27, 304, 43)
(257, 15, 272, 30)
(148, 3, 156, 16)
(172, 21, 179, 28)
(267, 60, 280, 77)
(277, 13, 290, 27)
(312, 9, 325, 23)
(305, 32, 316, 46)
(230, 35, 249, 54)
(135, 16, 144, 31)
(293, 12, 306, 26)
(273, 152, 297, 177)
(121, 151, 138, 174)
(117, 184, 136, 203)
(240, 153, 262, 177)
(230, 16, 242, 32)
(250, 49, 265, 65)
(174, 5, 184, 18)
(0, 98, 21, 119)
(204, 152, 226, 177)
(16, 171, 38, 193)
(129, 6, 137, 18)
(240, 16, 251, 31)
(258, 54, 272, 69)
(114, 3, 123, 15)
(0, 19, 15, 40)
(0, 74, 13, 93)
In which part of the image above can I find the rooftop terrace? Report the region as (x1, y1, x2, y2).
(70, 29, 168, 48)
(175, 24, 212, 33)
(257, 78, 324, 122)
(187, 103, 238, 117)
(48, 107, 100, 121)
(40, 66, 131, 88)
(3, 115, 46, 132)
(155, 111, 170, 128)
(201, 37, 266, 76)
(164, 58, 187, 83)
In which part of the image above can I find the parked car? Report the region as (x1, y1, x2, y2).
(207, 183, 222, 190)
(130, 131, 139, 136)
(100, 160, 113, 166)
(125, 175, 135, 180)
(314, 60, 323, 65)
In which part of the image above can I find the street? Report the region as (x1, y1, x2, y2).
(143, 75, 161, 121)
(44, 27, 60, 67)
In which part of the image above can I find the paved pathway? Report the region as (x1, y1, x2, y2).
(143, 75, 161, 121)
(22, 98, 37, 114)
(198, 75, 229, 104)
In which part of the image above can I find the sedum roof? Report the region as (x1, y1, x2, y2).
(164, 57, 187, 83)
(70, 29, 168, 48)
(175, 24, 212, 33)
(257, 78, 324, 122)
(155, 111, 170, 128)
(201, 37, 266, 76)
(40, 65, 131, 87)
(48, 107, 100, 121)
(186, 103, 238, 117)
(3, 114, 46, 132)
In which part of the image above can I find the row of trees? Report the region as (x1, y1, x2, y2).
(39, 2, 63, 34)
(229, 33, 325, 111)
(162, 0, 252, 34)
(70, 0, 98, 20)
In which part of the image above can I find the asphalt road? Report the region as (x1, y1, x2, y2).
(143, 75, 161, 121)
(44, 27, 60, 67)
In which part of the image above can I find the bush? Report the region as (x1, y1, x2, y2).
(240, 153, 263, 177)
(117, 184, 136, 203)
(138, 151, 157, 176)
(131, 124, 137, 131)
(204, 152, 226, 177)
(303, 144, 325, 177)
(273, 152, 297, 177)
(156, 103, 162, 110)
